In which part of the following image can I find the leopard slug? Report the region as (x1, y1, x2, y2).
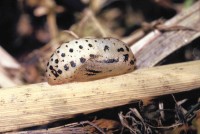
(46, 37, 136, 85)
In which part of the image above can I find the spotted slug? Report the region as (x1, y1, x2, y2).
(46, 37, 136, 85)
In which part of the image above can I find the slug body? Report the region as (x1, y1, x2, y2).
(46, 37, 136, 85)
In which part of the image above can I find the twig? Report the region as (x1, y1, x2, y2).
(146, 122, 183, 129)
(0, 66, 18, 88)
(131, 1, 200, 68)
(84, 9, 107, 37)
(80, 121, 106, 134)
(62, 30, 79, 39)
(172, 94, 188, 124)
(0, 46, 21, 69)
(43, 0, 58, 39)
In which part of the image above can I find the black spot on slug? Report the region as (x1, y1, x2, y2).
(95, 40, 97, 42)
(50, 54, 54, 58)
(104, 58, 119, 63)
(55, 59, 59, 64)
(125, 46, 129, 51)
(55, 65, 58, 68)
(80, 57, 86, 63)
(104, 45, 109, 51)
(61, 60, 64, 62)
(64, 64, 69, 71)
(85, 73, 96, 76)
(117, 48, 124, 52)
(51, 70, 59, 77)
(47, 62, 49, 66)
(88, 44, 92, 47)
(123, 54, 129, 62)
(51, 58, 53, 61)
(58, 69, 62, 74)
(66, 45, 68, 47)
(85, 40, 88, 42)
(70, 61, 76, 67)
(79, 45, 83, 49)
(89, 54, 97, 58)
(69, 48, 73, 53)
(75, 41, 78, 43)
(57, 50, 60, 53)
(49, 66, 59, 77)
(130, 60, 135, 65)
(61, 53, 65, 57)
(97, 58, 119, 63)
(49, 65, 53, 70)
(86, 68, 102, 73)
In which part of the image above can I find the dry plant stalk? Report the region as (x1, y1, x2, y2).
(0, 66, 17, 88)
(0, 46, 20, 69)
(0, 61, 200, 132)
(34, 0, 58, 39)
(0, 46, 22, 87)
(131, 1, 200, 68)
